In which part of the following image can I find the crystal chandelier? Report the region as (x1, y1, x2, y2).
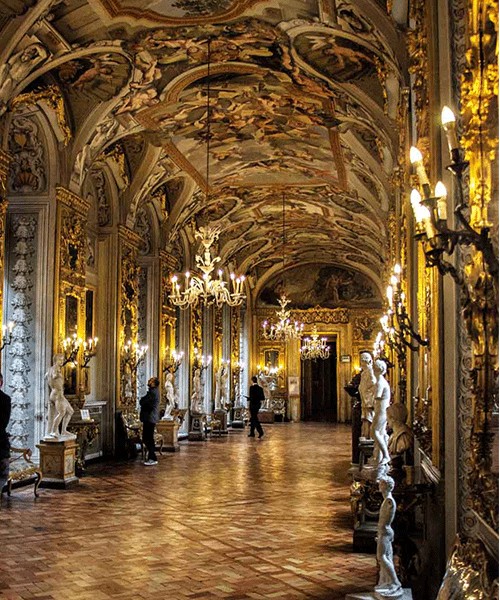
(300, 326, 330, 361)
(169, 38, 245, 309)
(170, 226, 245, 308)
(261, 193, 304, 342)
(262, 293, 304, 342)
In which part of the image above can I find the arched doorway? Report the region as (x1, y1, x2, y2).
(300, 338, 338, 422)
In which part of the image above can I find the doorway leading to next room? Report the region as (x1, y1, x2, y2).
(300, 338, 338, 422)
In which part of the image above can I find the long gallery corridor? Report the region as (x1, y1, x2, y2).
(0, 424, 375, 600)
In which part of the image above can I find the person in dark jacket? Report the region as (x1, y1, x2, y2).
(140, 377, 160, 465)
(0, 372, 12, 493)
(247, 375, 265, 438)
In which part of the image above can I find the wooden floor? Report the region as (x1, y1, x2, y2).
(0, 423, 375, 599)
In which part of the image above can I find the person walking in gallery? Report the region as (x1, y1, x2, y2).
(140, 376, 160, 465)
(247, 375, 265, 438)
(0, 372, 12, 494)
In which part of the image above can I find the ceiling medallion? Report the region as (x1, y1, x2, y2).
(169, 39, 245, 309)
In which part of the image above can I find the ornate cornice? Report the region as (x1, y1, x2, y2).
(118, 224, 142, 250)
(56, 186, 90, 217)
(258, 306, 350, 325)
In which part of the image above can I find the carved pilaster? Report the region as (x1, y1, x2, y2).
(54, 187, 90, 408)
(160, 250, 178, 392)
(117, 226, 142, 413)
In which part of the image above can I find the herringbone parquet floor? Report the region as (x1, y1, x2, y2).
(0, 422, 375, 599)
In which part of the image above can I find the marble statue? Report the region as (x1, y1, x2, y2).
(370, 359, 391, 467)
(375, 475, 403, 598)
(220, 364, 229, 408)
(258, 371, 274, 409)
(191, 367, 202, 414)
(45, 354, 74, 439)
(359, 352, 376, 439)
(0, 44, 48, 115)
(163, 372, 176, 420)
(387, 403, 414, 457)
(214, 365, 223, 410)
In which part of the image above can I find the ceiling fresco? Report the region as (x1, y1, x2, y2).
(0, 0, 409, 307)
(259, 264, 381, 309)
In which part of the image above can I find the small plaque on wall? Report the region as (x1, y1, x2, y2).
(288, 376, 300, 396)
(340, 355, 351, 363)
(80, 409, 91, 420)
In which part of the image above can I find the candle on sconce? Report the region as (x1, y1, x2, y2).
(441, 106, 459, 153)
(409, 146, 430, 188)
(434, 181, 448, 221)
(386, 285, 394, 307)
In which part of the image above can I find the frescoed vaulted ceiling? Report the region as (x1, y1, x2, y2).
(0, 0, 409, 307)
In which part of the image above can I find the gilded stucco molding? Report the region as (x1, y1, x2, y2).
(118, 231, 141, 413)
(0, 149, 12, 193)
(11, 85, 71, 145)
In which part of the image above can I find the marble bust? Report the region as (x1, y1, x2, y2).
(387, 403, 413, 457)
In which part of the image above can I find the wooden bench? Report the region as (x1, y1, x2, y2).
(2, 446, 42, 499)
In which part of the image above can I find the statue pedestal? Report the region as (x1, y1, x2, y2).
(188, 414, 206, 441)
(346, 588, 412, 599)
(231, 406, 245, 428)
(214, 408, 228, 434)
(37, 437, 79, 488)
(157, 419, 180, 452)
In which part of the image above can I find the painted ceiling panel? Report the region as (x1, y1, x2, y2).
(2, 0, 409, 306)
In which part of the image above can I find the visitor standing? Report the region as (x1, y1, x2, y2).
(0, 372, 12, 493)
(140, 377, 160, 465)
(248, 375, 264, 438)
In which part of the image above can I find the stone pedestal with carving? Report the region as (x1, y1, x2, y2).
(188, 414, 206, 441)
(157, 419, 180, 452)
(214, 408, 228, 434)
(37, 437, 79, 488)
(231, 406, 245, 428)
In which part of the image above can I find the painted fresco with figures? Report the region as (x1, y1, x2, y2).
(0, 0, 496, 598)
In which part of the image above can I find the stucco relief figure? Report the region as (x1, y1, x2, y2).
(369, 359, 391, 467)
(163, 372, 176, 420)
(44, 354, 75, 439)
(190, 367, 203, 414)
(387, 403, 413, 457)
(375, 476, 403, 598)
(0, 44, 48, 115)
(358, 352, 376, 439)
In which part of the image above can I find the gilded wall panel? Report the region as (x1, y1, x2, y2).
(117, 226, 141, 413)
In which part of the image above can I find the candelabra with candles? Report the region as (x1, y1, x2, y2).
(0, 321, 14, 351)
(193, 347, 212, 372)
(300, 326, 330, 361)
(164, 349, 184, 374)
(385, 264, 428, 351)
(122, 339, 148, 372)
(409, 107, 498, 287)
(81, 337, 99, 368)
(62, 333, 82, 367)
